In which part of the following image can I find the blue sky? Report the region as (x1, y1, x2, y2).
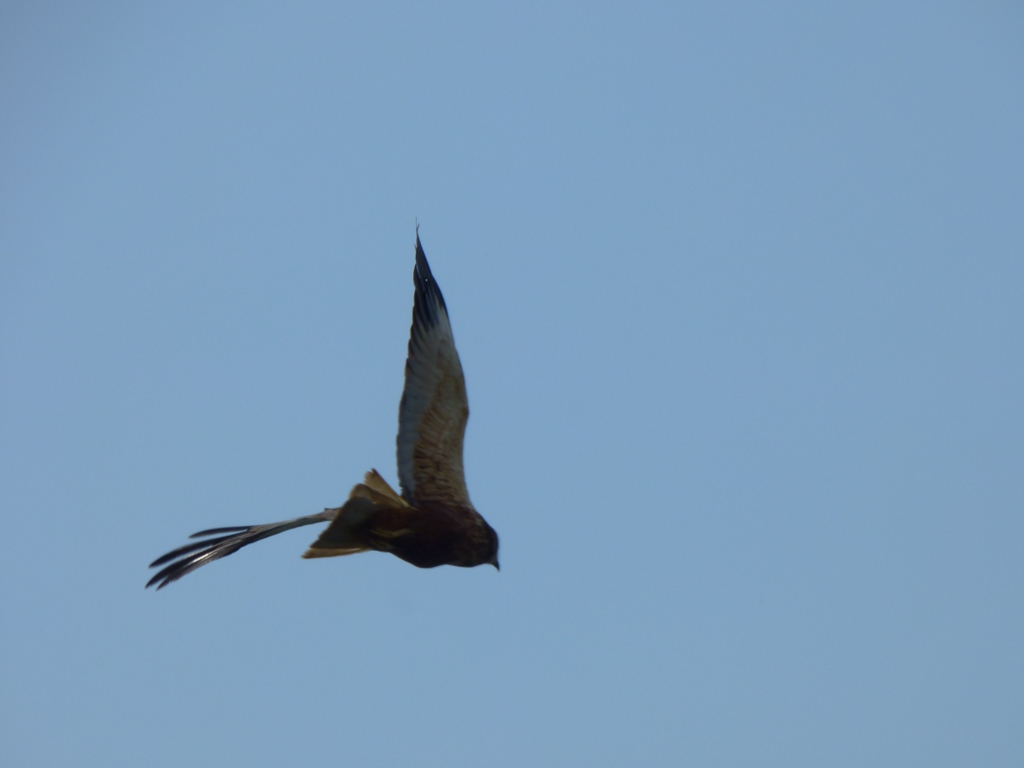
(2, 2, 1022, 766)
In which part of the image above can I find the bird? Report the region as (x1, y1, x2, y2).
(146, 232, 499, 589)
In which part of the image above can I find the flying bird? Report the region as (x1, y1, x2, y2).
(147, 233, 499, 589)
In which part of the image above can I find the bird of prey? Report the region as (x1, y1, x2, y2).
(147, 233, 499, 589)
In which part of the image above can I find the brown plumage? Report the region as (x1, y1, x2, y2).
(146, 233, 499, 590)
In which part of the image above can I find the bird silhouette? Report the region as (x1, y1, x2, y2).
(146, 233, 499, 589)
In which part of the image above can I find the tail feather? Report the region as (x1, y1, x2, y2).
(361, 469, 408, 506)
(302, 495, 376, 558)
(302, 473, 406, 558)
(146, 471, 407, 589)
(146, 512, 331, 590)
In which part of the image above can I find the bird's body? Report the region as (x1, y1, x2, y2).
(147, 234, 498, 590)
(303, 469, 497, 569)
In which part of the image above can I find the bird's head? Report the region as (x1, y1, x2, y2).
(485, 522, 500, 571)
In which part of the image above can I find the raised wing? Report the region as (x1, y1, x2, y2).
(396, 234, 471, 506)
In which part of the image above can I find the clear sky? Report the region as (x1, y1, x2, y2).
(2, 2, 1022, 766)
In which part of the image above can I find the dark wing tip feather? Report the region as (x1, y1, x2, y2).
(145, 513, 329, 590)
(146, 526, 258, 590)
(413, 234, 447, 328)
(190, 526, 251, 538)
(148, 530, 248, 568)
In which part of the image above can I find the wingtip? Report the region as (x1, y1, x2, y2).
(415, 229, 427, 268)
(412, 232, 443, 313)
(145, 573, 164, 590)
